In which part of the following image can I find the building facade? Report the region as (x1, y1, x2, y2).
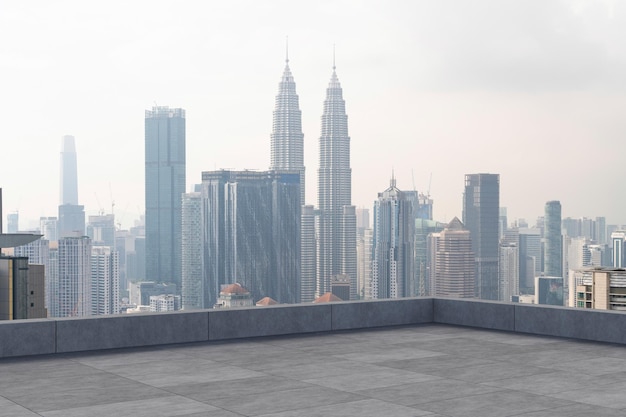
(316, 63, 357, 299)
(463, 173, 500, 299)
(544, 201, 562, 278)
(371, 178, 414, 299)
(57, 236, 92, 317)
(90, 246, 120, 315)
(181, 192, 204, 309)
(145, 106, 186, 286)
(202, 170, 301, 306)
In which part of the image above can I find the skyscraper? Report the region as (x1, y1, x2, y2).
(371, 177, 414, 299)
(145, 106, 186, 286)
(60, 135, 78, 206)
(270, 48, 305, 206)
(463, 173, 500, 300)
(544, 201, 562, 278)
(300, 205, 317, 302)
(58, 135, 84, 238)
(91, 246, 120, 315)
(57, 236, 92, 317)
(181, 192, 204, 309)
(317, 60, 357, 299)
(430, 217, 475, 298)
(202, 170, 300, 306)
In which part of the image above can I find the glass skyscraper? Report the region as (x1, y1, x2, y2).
(544, 200, 563, 278)
(201, 170, 301, 306)
(145, 106, 186, 286)
(317, 63, 357, 299)
(463, 173, 500, 300)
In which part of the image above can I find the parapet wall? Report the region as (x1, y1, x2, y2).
(1, 298, 624, 359)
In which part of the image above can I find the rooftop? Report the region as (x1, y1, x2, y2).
(2, 298, 626, 416)
(2, 323, 626, 416)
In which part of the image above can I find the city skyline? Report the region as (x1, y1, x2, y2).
(1, 1, 626, 230)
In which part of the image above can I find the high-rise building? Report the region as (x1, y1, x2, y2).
(301, 205, 317, 302)
(317, 61, 357, 299)
(145, 106, 186, 286)
(6, 212, 18, 233)
(60, 135, 78, 206)
(270, 49, 305, 206)
(58, 135, 85, 238)
(57, 236, 92, 317)
(499, 243, 519, 302)
(571, 267, 626, 310)
(518, 228, 541, 293)
(86, 214, 115, 247)
(91, 246, 120, 315)
(355, 207, 371, 300)
(611, 231, 626, 268)
(544, 201, 562, 278)
(463, 173, 500, 300)
(181, 192, 205, 309)
(0, 257, 46, 320)
(535, 276, 564, 306)
(371, 177, 414, 299)
(415, 218, 444, 296)
(202, 170, 300, 306)
(430, 217, 475, 298)
(14, 237, 51, 312)
(40, 217, 58, 242)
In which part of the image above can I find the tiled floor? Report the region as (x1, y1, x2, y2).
(1, 324, 625, 416)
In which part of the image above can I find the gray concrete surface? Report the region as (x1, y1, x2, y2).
(2, 324, 625, 416)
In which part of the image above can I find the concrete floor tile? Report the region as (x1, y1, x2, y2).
(547, 381, 626, 409)
(0, 396, 41, 416)
(303, 367, 441, 392)
(257, 398, 435, 417)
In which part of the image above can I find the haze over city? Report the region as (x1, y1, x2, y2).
(1, 0, 625, 229)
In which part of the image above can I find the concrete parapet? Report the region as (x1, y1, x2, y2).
(0, 319, 55, 358)
(514, 303, 626, 345)
(434, 298, 515, 331)
(208, 303, 331, 341)
(55, 311, 209, 353)
(331, 297, 433, 330)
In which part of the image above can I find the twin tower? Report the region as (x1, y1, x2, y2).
(270, 53, 357, 303)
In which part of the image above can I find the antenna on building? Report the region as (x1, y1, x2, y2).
(285, 35, 289, 64)
(427, 173, 432, 198)
(333, 43, 336, 70)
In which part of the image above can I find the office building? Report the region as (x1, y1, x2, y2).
(145, 106, 186, 286)
(6, 212, 18, 233)
(0, 257, 46, 320)
(357, 227, 373, 300)
(86, 214, 115, 247)
(301, 205, 317, 302)
(544, 201, 562, 278)
(535, 276, 564, 306)
(330, 274, 351, 301)
(371, 177, 414, 299)
(415, 219, 444, 296)
(57, 236, 92, 317)
(612, 231, 626, 268)
(317, 62, 357, 300)
(128, 281, 177, 307)
(202, 170, 300, 306)
(40, 217, 58, 242)
(91, 246, 120, 315)
(181, 192, 205, 309)
(499, 243, 519, 302)
(463, 173, 500, 299)
(58, 135, 84, 238)
(571, 267, 626, 311)
(518, 228, 541, 292)
(430, 217, 475, 298)
(270, 49, 305, 206)
(14, 237, 51, 312)
(149, 294, 180, 312)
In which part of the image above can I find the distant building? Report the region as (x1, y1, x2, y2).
(463, 173, 499, 299)
(181, 192, 204, 309)
(58, 204, 85, 238)
(371, 177, 414, 299)
(611, 231, 626, 268)
(40, 217, 58, 242)
(149, 294, 180, 312)
(91, 246, 120, 315)
(415, 219, 444, 296)
(57, 236, 92, 317)
(86, 214, 115, 247)
(6, 212, 18, 233)
(499, 243, 519, 302)
(518, 228, 541, 293)
(0, 257, 47, 320)
(14, 238, 52, 312)
(535, 276, 564, 306)
(58, 135, 85, 238)
(301, 205, 317, 303)
(544, 201, 562, 278)
(357, 227, 373, 299)
(216, 283, 253, 308)
(145, 106, 186, 286)
(330, 274, 351, 301)
(202, 170, 300, 306)
(128, 281, 177, 307)
(571, 268, 626, 311)
(313, 292, 343, 303)
(430, 217, 475, 298)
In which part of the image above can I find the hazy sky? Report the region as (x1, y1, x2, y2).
(1, 0, 625, 230)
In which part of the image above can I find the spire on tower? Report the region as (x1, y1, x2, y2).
(286, 35, 289, 64)
(332, 43, 336, 70)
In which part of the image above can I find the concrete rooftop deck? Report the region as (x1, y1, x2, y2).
(2, 323, 626, 417)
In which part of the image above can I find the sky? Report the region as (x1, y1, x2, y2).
(1, 0, 625, 230)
